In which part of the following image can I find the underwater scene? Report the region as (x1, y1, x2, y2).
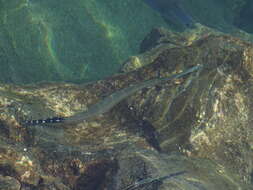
(0, 0, 253, 189)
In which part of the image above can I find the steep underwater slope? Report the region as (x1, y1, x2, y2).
(0, 27, 252, 189)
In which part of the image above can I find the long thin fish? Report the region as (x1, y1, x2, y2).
(122, 170, 187, 190)
(23, 65, 202, 126)
(63, 65, 201, 125)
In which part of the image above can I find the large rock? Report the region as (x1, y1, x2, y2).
(0, 28, 252, 189)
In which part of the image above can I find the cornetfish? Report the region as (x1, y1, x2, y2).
(23, 65, 202, 126)
(63, 64, 201, 125)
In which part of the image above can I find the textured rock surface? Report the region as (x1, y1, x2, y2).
(0, 175, 21, 190)
(0, 28, 252, 189)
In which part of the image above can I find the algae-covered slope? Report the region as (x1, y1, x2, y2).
(0, 28, 252, 189)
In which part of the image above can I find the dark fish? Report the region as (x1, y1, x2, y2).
(143, 0, 194, 28)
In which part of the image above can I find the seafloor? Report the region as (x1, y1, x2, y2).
(0, 26, 253, 189)
(0, 0, 253, 190)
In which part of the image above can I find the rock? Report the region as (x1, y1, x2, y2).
(0, 27, 252, 189)
(0, 175, 20, 190)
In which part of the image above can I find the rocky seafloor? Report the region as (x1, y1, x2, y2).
(0, 26, 253, 189)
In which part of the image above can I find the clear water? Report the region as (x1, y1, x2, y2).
(0, 0, 252, 84)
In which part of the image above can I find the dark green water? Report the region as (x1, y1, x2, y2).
(0, 0, 252, 84)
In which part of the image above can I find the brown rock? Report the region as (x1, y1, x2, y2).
(0, 27, 252, 189)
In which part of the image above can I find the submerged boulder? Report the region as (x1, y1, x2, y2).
(0, 27, 252, 189)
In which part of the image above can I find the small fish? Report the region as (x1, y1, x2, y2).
(122, 170, 187, 190)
